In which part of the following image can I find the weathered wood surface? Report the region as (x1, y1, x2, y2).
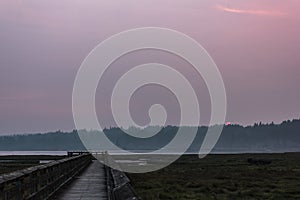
(53, 160, 108, 200)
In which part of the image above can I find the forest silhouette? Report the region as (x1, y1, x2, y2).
(0, 119, 299, 152)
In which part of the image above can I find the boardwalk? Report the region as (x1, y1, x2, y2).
(0, 153, 139, 200)
(54, 160, 108, 200)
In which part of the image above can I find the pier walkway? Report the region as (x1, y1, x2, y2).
(0, 152, 139, 200)
(53, 160, 107, 200)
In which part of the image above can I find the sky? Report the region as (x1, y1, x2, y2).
(0, 0, 300, 134)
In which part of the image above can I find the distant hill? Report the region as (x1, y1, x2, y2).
(0, 119, 299, 153)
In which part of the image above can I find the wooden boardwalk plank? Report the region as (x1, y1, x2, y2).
(53, 160, 108, 200)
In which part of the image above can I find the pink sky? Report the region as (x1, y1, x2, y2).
(0, 0, 300, 134)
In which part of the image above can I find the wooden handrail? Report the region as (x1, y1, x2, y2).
(0, 153, 92, 200)
(103, 152, 140, 200)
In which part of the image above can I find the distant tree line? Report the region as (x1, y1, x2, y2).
(0, 119, 299, 152)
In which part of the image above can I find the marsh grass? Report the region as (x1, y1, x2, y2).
(128, 153, 300, 199)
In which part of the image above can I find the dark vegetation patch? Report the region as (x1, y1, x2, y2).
(128, 153, 300, 199)
(0, 163, 37, 175)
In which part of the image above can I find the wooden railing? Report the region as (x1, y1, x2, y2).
(0, 153, 92, 200)
(103, 152, 140, 200)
